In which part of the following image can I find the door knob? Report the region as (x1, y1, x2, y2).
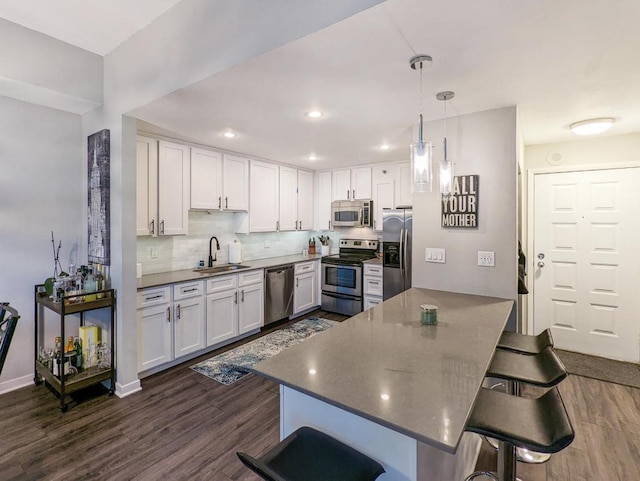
(537, 261, 545, 268)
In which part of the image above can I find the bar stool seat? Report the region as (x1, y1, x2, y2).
(464, 386, 574, 481)
(237, 426, 385, 481)
(497, 329, 553, 355)
(488, 346, 567, 388)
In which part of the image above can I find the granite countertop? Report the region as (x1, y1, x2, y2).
(137, 253, 323, 290)
(363, 257, 382, 265)
(251, 287, 515, 453)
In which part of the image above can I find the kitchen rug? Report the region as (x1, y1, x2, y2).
(190, 317, 337, 385)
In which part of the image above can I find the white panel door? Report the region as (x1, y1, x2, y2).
(239, 282, 264, 334)
(191, 148, 222, 210)
(533, 168, 640, 362)
(223, 154, 249, 211)
(351, 167, 372, 199)
(315, 171, 333, 231)
(279, 166, 298, 231)
(137, 303, 172, 372)
(250, 160, 279, 232)
(158, 141, 190, 235)
(136, 136, 158, 236)
(332, 169, 352, 201)
(206, 290, 238, 347)
(297, 170, 314, 231)
(173, 297, 205, 358)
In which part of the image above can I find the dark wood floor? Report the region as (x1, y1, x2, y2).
(1, 309, 638, 480)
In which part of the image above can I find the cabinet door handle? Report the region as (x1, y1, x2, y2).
(276, 220, 280, 232)
(176, 304, 181, 319)
(347, 190, 350, 199)
(166, 306, 171, 322)
(328, 220, 331, 230)
(160, 220, 165, 235)
(295, 220, 298, 230)
(352, 189, 355, 199)
(150, 219, 155, 235)
(145, 294, 163, 301)
(299, 220, 302, 230)
(234, 292, 238, 304)
(183, 288, 198, 293)
(241, 290, 245, 302)
(225, 197, 228, 209)
(296, 278, 299, 288)
(369, 281, 380, 285)
(218, 196, 221, 209)
(374, 220, 376, 229)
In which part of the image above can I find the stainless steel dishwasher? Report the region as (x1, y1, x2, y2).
(264, 264, 294, 325)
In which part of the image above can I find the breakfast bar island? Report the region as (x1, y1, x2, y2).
(251, 288, 515, 481)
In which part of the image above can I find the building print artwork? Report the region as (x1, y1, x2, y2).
(441, 175, 479, 228)
(88, 129, 111, 265)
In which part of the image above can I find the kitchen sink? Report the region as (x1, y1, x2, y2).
(193, 264, 251, 274)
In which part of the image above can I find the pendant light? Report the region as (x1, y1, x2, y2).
(437, 91, 454, 197)
(409, 55, 433, 193)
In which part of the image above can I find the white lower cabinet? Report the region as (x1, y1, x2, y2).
(363, 262, 383, 311)
(137, 282, 205, 373)
(294, 261, 318, 314)
(206, 270, 264, 347)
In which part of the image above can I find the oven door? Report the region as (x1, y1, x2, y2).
(321, 263, 361, 297)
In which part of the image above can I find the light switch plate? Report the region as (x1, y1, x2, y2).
(150, 246, 158, 259)
(425, 248, 446, 263)
(478, 251, 495, 267)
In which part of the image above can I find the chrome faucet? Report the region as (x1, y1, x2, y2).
(208, 236, 220, 267)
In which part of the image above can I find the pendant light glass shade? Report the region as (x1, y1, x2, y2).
(437, 91, 455, 197)
(411, 139, 433, 193)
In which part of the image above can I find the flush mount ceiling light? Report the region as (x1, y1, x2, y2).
(409, 54, 433, 193)
(437, 91, 455, 197)
(380, 144, 390, 150)
(570, 118, 615, 136)
(306, 110, 323, 118)
(223, 131, 237, 138)
(308, 153, 318, 161)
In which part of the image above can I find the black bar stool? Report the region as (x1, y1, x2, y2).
(497, 328, 553, 355)
(464, 386, 574, 481)
(237, 426, 386, 481)
(0, 303, 19, 375)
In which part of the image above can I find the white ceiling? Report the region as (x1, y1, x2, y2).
(3, 0, 639, 169)
(0, 0, 182, 55)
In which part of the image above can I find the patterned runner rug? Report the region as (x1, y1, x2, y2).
(190, 317, 337, 385)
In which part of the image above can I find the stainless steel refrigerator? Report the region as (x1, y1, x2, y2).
(383, 208, 412, 300)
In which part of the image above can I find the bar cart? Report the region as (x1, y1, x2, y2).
(34, 285, 116, 412)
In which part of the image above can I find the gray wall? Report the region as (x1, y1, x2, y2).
(0, 95, 84, 391)
(412, 106, 518, 300)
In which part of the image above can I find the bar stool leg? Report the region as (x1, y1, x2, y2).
(497, 441, 516, 481)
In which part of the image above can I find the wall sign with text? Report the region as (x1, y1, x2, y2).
(441, 175, 479, 228)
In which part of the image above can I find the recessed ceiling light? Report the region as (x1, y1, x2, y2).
(308, 154, 318, 161)
(223, 131, 237, 138)
(380, 144, 390, 150)
(307, 110, 323, 118)
(570, 118, 615, 136)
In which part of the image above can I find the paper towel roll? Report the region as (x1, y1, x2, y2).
(229, 241, 242, 264)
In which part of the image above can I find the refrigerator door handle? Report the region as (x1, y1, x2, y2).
(399, 227, 405, 277)
(403, 227, 409, 284)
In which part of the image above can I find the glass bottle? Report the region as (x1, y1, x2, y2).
(84, 268, 97, 301)
(74, 337, 83, 370)
(54, 336, 62, 376)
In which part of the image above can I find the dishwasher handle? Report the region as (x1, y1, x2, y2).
(265, 265, 294, 275)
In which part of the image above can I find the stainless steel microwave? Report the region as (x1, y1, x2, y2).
(330, 200, 373, 227)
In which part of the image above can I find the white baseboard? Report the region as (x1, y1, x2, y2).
(0, 374, 34, 395)
(115, 379, 142, 398)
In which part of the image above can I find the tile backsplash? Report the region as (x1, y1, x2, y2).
(137, 211, 380, 275)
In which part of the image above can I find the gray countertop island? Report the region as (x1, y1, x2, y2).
(251, 287, 514, 480)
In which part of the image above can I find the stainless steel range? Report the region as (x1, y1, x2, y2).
(321, 239, 379, 316)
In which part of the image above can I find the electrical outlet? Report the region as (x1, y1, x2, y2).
(264, 240, 271, 248)
(425, 248, 446, 263)
(478, 251, 495, 267)
(150, 246, 159, 259)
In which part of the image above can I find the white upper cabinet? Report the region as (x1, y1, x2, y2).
(136, 136, 158, 236)
(279, 167, 314, 232)
(297, 170, 313, 231)
(190, 147, 222, 210)
(372, 164, 396, 232)
(223, 154, 249, 211)
(250, 160, 279, 232)
(331, 167, 372, 200)
(279, 166, 298, 231)
(396, 162, 412, 208)
(158, 141, 190, 235)
(315, 171, 333, 231)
